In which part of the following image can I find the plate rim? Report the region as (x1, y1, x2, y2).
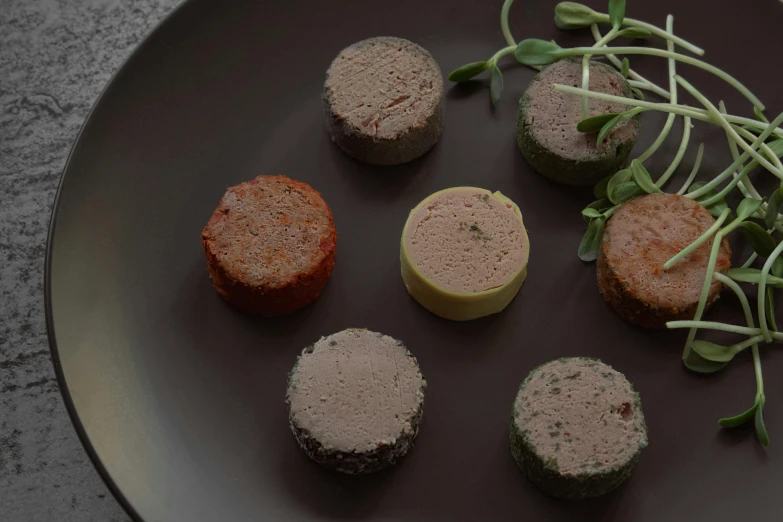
(43, 1, 195, 520)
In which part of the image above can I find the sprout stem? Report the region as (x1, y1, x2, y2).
(675, 76, 782, 178)
(490, 46, 516, 64)
(637, 16, 679, 164)
(500, 0, 516, 47)
(676, 143, 704, 195)
(714, 273, 757, 331)
(741, 252, 759, 269)
(590, 24, 670, 99)
(668, 321, 760, 336)
(552, 85, 781, 136)
(656, 117, 691, 188)
(734, 125, 783, 174)
(758, 241, 783, 342)
(663, 208, 729, 270)
(686, 112, 783, 199)
(682, 233, 724, 360)
(558, 47, 763, 110)
(581, 27, 619, 119)
(592, 13, 705, 55)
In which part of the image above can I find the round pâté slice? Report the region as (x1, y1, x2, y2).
(201, 175, 336, 317)
(510, 357, 648, 499)
(286, 328, 426, 474)
(400, 187, 530, 321)
(597, 193, 732, 328)
(323, 36, 445, 166)
(517, 58, 639, 186)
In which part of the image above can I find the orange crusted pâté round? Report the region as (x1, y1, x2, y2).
(201, 175, 336, 316)
(596, 193, 731, 329)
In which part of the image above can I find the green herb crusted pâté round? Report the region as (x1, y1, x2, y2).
(517, 58, 639, 186)
(510, 357, 648, 499)
(286, 328, 426, 474)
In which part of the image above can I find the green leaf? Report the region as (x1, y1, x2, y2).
(581, 207, 604, 220)
(736, 197, 764, 222)
(515, 39, 563, 66)
(616, 27, 652, 38)
(740, 221, 777, 257)
(490, 64, 503, 106)
(766, 287, 778, 332)
(610, 182, 644, 205)
(554, 2, 600, 29)
(765, 188, 783, 230)
(683, 348, 728, 374)
(772, 257, 783, 278)
(688, 181, 729, 217)
(631, 87, 645, 100)
(688, 180, 709, 192)
(726, 268, 783, 288)
(620, 57, 630, 78)
(754, 106, 770, 124)
(630, 160, 662, 194)
(719, 403, 758, 428)
(596, 115, 623, 147)
(691, 340, 738, 363)
(755, 395, 770, 446)
(706, 199, 729, 218)
(578, 217, 605, 262)
(606, 168, 631, 203)
(608, 0, 626, 29)
(448, 61, 490, 83)
(577, 113, 621, 133)
(594, 177, 611, 199)
(586, 197, 612, 211)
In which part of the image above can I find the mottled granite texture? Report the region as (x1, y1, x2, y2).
(1, 1, 181, 520)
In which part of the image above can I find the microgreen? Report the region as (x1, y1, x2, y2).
(719, 403, 758, 428)
(576, 113, 620, 133)
(691, 340, 742, 363)
(448, 62, 490, 83)
(581, 207, 604, 220)
(578, 217, 605, 262)
(620, 57, 630, 78)
(490, 64, 504, 106)
(765, 187, 783, 230)
(727, 268, 783, 288)
(682, 349, 728, 374)
(766, 288, 778, 332)
(514, 39, 564, 66)
(554, 2, 600, 29)
(616, 27, 652, 39)
(740, 222, 777, 257)
(630, 160, 661, 194)
(608, 0, 626, 29)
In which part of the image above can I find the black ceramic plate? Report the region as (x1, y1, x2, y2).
(46, 0, 783, 520)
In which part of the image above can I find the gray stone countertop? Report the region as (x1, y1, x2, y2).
(1, 1, 181, 519)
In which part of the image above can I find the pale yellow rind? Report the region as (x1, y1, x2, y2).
(400, 187, 530, 321)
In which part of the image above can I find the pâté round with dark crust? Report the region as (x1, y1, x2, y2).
(323, 36, 445, 166)
(286, 328, 426, 474)
(517, 58, 639, 186)
(510, 357, 648, 499)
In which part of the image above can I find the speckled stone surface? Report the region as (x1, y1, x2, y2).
(0, 1, 181, 519)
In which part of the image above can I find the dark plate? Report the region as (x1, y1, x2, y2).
(46, 0, 783, 520)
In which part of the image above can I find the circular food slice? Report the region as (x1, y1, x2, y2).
(400, 187, 530, 321)
(517, 58, 639, 186)
(597, 193, 731, 329)
(201, 175, 336, 317)
(286, 328, 426, 474)
(510, 357, 648, 499)
(323, 36, 444, 166)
